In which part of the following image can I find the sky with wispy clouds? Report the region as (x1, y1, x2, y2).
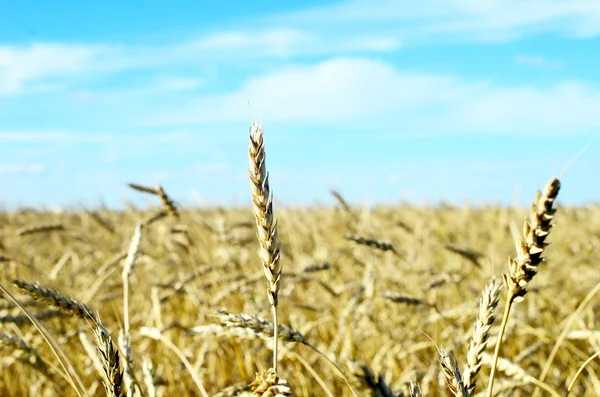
(1, 0, 599, 209)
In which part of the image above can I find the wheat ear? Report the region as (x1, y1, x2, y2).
(349, 361, 395, 397)
(409, 381, 423, 397)
(439, 347, 469, 397)
(128, 183, 178, 218)
(250, 368, 292, 397)
(94, 320, 126, 397)
(487, 178, 560, 397)
(12, 279, 98, 322)
(343, 234, 397, 254)
(462, 278, 501, 395)
(15, 223, 65, 236)
(121, 223, 143, 397)
(0, 283, 89, 397)
(10, 280, 125, 397)
(248, 122, 283, 373)
(215, 310, 305, 343)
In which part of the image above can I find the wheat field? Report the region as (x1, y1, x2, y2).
(1, 126, 599, 396)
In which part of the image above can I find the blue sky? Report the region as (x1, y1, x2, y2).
(1, 0, 599, 209)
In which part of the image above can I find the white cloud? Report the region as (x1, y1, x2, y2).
(0, 43, 116, 96)
(149, 57, 600, 136)
(427, 0, 600, 39)
(0, 163, 44, 174)
(1, 1, 597, 99)
(273, 0, 600, 41)
(450, 82, 600, 133)
(5, 54, 597, 137)
(188, 29, 309, 57)
(0, 131, 131, 144)
(515, 55, 564, 69)
(184, 28, 401, 58)
(0, 131, 200, 144)
(0, 132, 76, 142)
(151, 58, 477, 124)
(0, 26, 401, 97)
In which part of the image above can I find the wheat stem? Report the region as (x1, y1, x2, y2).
(486, 294, 513, 397)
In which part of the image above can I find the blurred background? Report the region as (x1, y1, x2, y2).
(1, 0, 599, 209)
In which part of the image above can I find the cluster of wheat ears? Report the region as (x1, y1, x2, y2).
(1, 123, 599, 396)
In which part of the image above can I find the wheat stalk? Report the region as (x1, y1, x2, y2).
(142, 358, 157, 397)
(487, 178, 560, 397)
(0, 310, 69, 324)
(343, 234, 397, 254)
(215, 310, 305, 344)
(330, 190, 352, 214)
(12, 280, 98, 322)
(349, 361, 395, 397)
(127, 183, 178, 218)
(504, 178, 561, 301)
(139, 327, 209, 397)
(481, 354, 560, 397)
(0, 282, 89, 397)
(250, 368, 292, 397)
(9, 279, 127, 397)
(142, 210, 168, 227)
(409, 381, 423, 397)
(248, 121, 283, 373)
(438, 347, 469, 397)
(443, 244, 484, 268)
(15, 223, 65, 236)
(156, 186, 179, 218)
(182, 323, 269, 341)
(381, 292, 429, 307)
(88, 211, 116, 235)
(94, 320, 126, 397)
(121, 223, 143, 397)
(462, 278, 501, 395)
(127, 183, 158, 195)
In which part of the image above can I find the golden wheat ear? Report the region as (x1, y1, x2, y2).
(250, 368, 292, 396)
(0, 283, 89, 397)
(248, 122, 284, 374)
(438, 347, 469, 397)
(462, 278, 501, 395)
(487, 178, 560, 397)
(504, 178, 560, 301)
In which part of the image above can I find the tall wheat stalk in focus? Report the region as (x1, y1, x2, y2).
(248, 122, 283, 374)
(486, 178, 560, 397)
